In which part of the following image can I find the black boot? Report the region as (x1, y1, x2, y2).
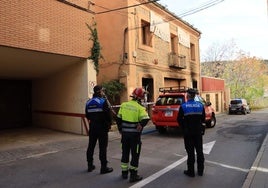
(183, 170, 195, 177)
(198, 164, 204, 176)
(100, 166, 113, 174)
(198, 170, 203, 176)
(87, 164, 95, 172)
(122, 170, 128, 179)
(129, 169, 143, 183)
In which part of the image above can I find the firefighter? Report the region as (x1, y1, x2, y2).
(116, 87, 150, 183)
(177, 88, 205, 177)
(85, 85, 113, 174)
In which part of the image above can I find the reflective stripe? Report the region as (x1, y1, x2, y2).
(121, 163, 129, 171)
(87, 108, 103, 113)
(129, 165, 138, 170)
(121, 122, 139, 132)
(122, 122, 138, 128)
(122, 128, 139, 132)
(136, 144, 140, 154)
(184, 112, 203, 116)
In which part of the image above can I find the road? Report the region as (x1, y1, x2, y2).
(0, 109, 268, 188)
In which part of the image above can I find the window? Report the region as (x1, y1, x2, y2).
(205, 94, 210, 102)
(192, 80, 197, 89)
(156, 95, 185, 105)
(170, 34, 178, 54)
(141, 20, 152, 47)
(215, 94, 219, 112)
(190, 43, 195, 61)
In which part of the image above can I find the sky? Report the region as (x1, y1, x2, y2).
(158, 0, 268, 60)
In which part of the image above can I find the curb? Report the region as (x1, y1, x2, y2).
(242, 133, 268, 188)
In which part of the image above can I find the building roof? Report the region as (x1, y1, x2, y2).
(153, 1, 202, 34)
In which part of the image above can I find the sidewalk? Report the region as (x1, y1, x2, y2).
(0, 123, 155, 164)
(242, 133, 268, 188)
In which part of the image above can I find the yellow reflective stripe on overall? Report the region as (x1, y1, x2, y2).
(129, 165, 138, 170)
(121, 162, 128, 171)
(136, 143, 140, 154)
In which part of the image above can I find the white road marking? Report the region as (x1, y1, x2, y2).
(203, 141, 216, 154)
(206, 160, 249, 172)
(130, 140, 250, 188)
(129, 156, 187, 188)
(23, 151, 59, 159)
(251, 166, 268, 173)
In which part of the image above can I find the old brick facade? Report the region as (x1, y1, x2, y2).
(95, 0, 201, 103)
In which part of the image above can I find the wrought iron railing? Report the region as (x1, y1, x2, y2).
(168, 53, 187, 69)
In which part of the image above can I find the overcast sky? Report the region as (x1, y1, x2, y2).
(158, 0, 268, 60)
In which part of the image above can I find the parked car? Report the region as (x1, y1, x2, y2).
(151, 86, 216, 134)
(228, 98, 251, 115)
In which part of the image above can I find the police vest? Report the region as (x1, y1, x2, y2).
(181, 99, 204, 116)
(86, 97, 105, 114)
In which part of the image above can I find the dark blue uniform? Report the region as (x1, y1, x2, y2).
(85, 96, 112, 170)
(178, 98, 205, 176)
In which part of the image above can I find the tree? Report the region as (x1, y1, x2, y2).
(102, 80, 125, 105)
(201, 39, 238, 78)
(202, 40, 268, 108)
(223, 54, 267, 102)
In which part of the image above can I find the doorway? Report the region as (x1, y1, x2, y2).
(142, 78, 154, 116)
(0, 80, 32, 129)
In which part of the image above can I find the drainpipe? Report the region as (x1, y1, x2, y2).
(123, 27, 128, 65)
(118, 27, 129, 79)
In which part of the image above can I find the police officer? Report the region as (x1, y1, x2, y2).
(177, 88, 205, 177)
(116, 88, 150, 182)
(85, 85, 113, 174)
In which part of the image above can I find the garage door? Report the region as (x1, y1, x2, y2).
(164, 78, 181, 87)
(0, 80, 32, 129)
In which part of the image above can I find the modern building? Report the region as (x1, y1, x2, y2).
(0, 0, 96, 134)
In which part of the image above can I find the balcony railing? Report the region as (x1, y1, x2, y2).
(168, 53, 186, 69)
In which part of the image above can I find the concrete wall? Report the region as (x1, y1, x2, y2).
(201, 91, 225, 114)
(32, 60, 96, 134)
(0, 0, 97, 134)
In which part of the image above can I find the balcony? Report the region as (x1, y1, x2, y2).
(168, 53, 186, 69)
